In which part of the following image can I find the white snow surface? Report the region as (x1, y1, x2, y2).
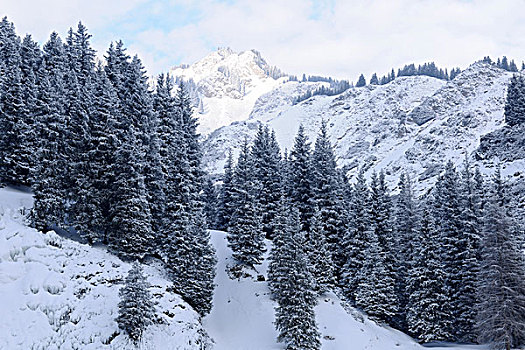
(0, 187, 210, 350)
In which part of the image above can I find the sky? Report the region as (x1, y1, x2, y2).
(2, 0, 525, 81)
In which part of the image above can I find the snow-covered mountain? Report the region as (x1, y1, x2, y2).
(169, 48, 328, 136)
(0, 187, 488, 350)
(182, 50, 523, 191)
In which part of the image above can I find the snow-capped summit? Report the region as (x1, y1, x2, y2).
(169, 48, 289, 135)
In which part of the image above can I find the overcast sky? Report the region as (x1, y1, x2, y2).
(3, 0, 525, 81)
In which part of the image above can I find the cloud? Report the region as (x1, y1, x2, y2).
(3, 0, 525, 81)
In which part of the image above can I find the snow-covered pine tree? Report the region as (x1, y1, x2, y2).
(217, 150, 235, 230)
(228, 140, 265, 270)
(203, 177, 219, 229)
(356, 74, 366, 87)
(341, 168, 370, 302)
(311, 121, 347, 277)
(31, 32, 69, 231)
(268, 196, 295, 301)
(504, 74, 525, 126)
(273, 205, 321, 350)
(392, 171, 417, 331)
(0, 25, 29, 186)
(251, 125, 282, 239)
(290, 125, 315, 234)
(108, 126, 154, 260)
(456, 155, 482, 341)
(407, 196, 452, 342)
(475, 168, 525, 350)
(117, 262, 156, 344)
(432, 161, 467, 340)
(163, 82, 216, 316)
(308, 210, 336, 295)
(354, 227, 397, 324)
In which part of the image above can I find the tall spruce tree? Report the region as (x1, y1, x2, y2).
(311, 121, 347, 277)
(504, 74, 525, 127)
(31, 32, 69, 231)
(108, 126, 154, 260)
(407, 197, 452, 342)
(393, 171, 417, 331)
(342, 168, 370, 301)
(228, 140, 265, 270)
(271, 204, 321, 350)
(476, 169, 525, 350)
(290, 125, 315, 234)
(217, 150, 235, 230)
(432, 161, 466, 339)
(251, 125, 282, 239)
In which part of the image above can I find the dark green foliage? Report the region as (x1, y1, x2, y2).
(356, 74, 366, 87)
(270, 203, 321, 350)
(290, 125, 315, 233)
(117, 262, 156, 344)
(476, 169, 525, 350)
(217, 150, 235, 230)
(228, 140, 265, 268)
(251, 125, 282, 239)
(407, 198, 452, 342)
(504, 74, 525, 127)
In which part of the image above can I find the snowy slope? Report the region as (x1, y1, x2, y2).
(0, 188, 491, 349)
(0, 187, 211, 350)
(204, 230, 488, 350)
(201, 60, 519, 191)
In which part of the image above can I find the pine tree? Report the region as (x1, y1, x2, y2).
(407, 197, 452, 342)
(290, 125, 315, 233)
(271, 205, 321, 350)
(341, 168, 369, 301)
(355, 228, 396, 323)
(31, 32, 69, 231)
(393, 171, 417, 331)
(370, 73, 379, 85)
(308, 211, 336, 295)
(503, 74, 525, 127)
(163, 82, 216, 316)
(356, 74, 366, 87)
(476, 168, 525, 350)
(228, 140, 265, 270)
(117, 262, 156, 344)
(251, 125, 282, 239)
(357, 171, 398, 323)
(311, 121, 346, 278)
(456, 156, 482, 341)
(108, 126, 154, 260)
(203, 177, 219, 229)
(432, 161, 465, 339)
(217, 150, 235, 230)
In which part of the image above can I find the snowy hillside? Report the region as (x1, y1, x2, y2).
(203, 231, 487, 350)
(200, 59, 520, 190)
(0, 187, 211, 350)
(0, 187, 491, 350)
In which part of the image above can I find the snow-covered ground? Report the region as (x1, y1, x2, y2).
(204, 230, 488, 350)
(0, 187, 210, 350)
(0, 187, 490, 349)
